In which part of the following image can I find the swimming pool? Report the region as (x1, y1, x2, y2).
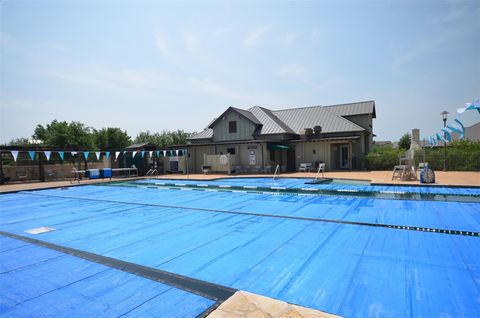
(1, 178, 479, 317)
(132, 177, 480, 202)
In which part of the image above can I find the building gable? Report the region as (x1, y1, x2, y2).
(210, 108, 259, 142)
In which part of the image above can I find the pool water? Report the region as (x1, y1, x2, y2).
(1, 178, 479, 317)
(132, 177, 480, 202)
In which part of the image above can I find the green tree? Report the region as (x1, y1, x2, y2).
(94, 128, 131, 149)
(7, 137, 34, 146)
(33, 120, 95, 148)
(398, 133, 411, 150)
(134, 130, 193, 147)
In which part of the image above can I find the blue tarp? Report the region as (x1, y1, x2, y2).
(1, 185, 479, 317)
(0, 236, 213, 318)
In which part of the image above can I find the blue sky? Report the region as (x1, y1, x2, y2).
(1, 1, 479, 144)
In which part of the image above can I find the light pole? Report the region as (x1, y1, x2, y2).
(441, 111, 449, 171)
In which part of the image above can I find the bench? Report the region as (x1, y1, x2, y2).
(299, 163, 312, 172)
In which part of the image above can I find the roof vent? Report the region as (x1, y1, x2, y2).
(313, 125, 322, 135)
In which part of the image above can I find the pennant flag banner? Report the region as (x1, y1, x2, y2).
(58, 151, 65, 160)
(95, 151, 101, 160)
(149, 151, 153, 158)
(156, 150, 160, 157)
(141, 151, 145, 158)
(115, 151, 121, 160)
(71, 151, 77, 156)
(11, 151, 19, 162)
(175, 150, 179, 156)
(457, 98, 480, 115)
(123, 150, 127, 155)
(132, 151, 138, 158)
(163, 150, 167, 157)
(83, 152, 89, 160)
(28, 151, 35, 160)
(44, 151, 52, 161)
(105, 151, 110, 159)
(441, 128, 452, 142)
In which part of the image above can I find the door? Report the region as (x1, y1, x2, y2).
(340, 144, 349, 169)
(286, 150, 296, 172)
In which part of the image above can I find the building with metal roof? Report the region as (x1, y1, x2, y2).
(186, 101, 376, 173)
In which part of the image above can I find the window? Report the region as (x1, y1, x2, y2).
(229, 121, 237, 133)
(227, 148, 236, 155)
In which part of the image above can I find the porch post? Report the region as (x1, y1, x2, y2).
(349, 142, 353, 171)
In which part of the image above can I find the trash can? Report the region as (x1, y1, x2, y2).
(100, 168, 112, 179)
(86, 169, 100, 179)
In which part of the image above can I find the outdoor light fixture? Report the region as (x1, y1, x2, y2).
(441, 111, 449, 171)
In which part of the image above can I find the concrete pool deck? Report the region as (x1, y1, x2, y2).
(0, 171, 478, 194)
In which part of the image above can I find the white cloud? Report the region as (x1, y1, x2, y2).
(191, 78, 240, 100)
(392, 29, 465, 71)
(213, 26, 231, 37)
(183, 32, 200, 53)
(280, 32, 298, 47)
(440, 7, 468, 23)
(242, 26, 268, 47)
(311, 27, 323, 41)
(49, 66, 171, 93)
(276, 64, 308, 80)
(154, 32, 169, 56)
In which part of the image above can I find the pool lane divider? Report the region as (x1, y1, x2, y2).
(111, 181, 480, 203)
(22, 192, 480, 237)
(0, 230, 237, 306)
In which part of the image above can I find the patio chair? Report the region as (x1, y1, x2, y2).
(71, 167, 86, 184)
(16, 168, 28, 181)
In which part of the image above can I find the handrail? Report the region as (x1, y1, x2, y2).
(315, 164, 325, 180)
(272, 164, 280, 180)
(145, 169, 158, 177)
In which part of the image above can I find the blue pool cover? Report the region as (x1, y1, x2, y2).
(134, 177, 480, 197)
(0, 236, 213, 317)
(1, 184, 479, 317)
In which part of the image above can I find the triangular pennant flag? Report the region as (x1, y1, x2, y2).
(141, 150, 145, 158)
(175, 150, 179, 156)
(115, 151, 121, 160)
(95, 151, 101, 160)
(105, 152, 110, 159)
(132, 151, 138, 158)
(71, 151, 77, 156)
(44, 151, 51, 161)
(83, 152, 89, 160)
(149, 151, 153, 158)
(11, 151, 19, 162)
(156, 150, 160, 157)
(28, 151, 35, 160)
(123, 150, 127, 155)
(58, 151, 65, 160)
(163, 150, 167, 157)
(441, 128, 452, 142)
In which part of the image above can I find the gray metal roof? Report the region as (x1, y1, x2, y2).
(231, 107, 262, 125)
(208, 107, 261, 128)
(189, 128, 213, 140)
(189, 100, 374, 140)
(324, 100, 376, 118)
(272, 106, 365, 134)
(248, 106, 296, 134)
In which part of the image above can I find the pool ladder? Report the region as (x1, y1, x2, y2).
(272, 165, 280, 180)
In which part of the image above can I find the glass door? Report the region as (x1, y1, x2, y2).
(340, 144, 349, 169)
